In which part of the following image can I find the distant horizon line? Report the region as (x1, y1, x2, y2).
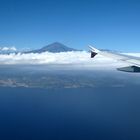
(0, 41, 140, 53)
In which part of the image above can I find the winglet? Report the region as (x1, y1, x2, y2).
(88, 45, 100, 53)
(88, 45, 100, 58)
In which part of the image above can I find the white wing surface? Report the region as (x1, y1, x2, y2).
(89, 45, 140, 72)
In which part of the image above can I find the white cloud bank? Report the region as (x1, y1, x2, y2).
(0, 46, 17, 51)
(0, 51, 139, 68)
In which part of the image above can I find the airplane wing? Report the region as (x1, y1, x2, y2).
(89, 45, 140, 72)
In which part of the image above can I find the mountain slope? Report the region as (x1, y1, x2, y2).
(28, 42, 77, 53)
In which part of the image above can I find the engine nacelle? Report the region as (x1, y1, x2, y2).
(117, 66, 140, 73)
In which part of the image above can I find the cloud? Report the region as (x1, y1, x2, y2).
(0, 46, 17, 51)
(0, 51, 90, 64)
(0, 51, 138, 68)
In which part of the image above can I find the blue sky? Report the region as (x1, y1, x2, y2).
(0, 0, 140, 52)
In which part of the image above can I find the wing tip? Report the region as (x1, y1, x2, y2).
(88, 45, 100, 53)
(88, 45, 99, 58)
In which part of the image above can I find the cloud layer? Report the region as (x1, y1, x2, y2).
(0, 51, 139, 68)
(0, 46, 17, 52)
(0, 51, 110, 64)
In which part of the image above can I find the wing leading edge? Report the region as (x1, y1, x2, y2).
(89, 45, 140, 72)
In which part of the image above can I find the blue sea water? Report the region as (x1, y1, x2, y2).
(0, 65, 140, 140)
(0, 87, 140, 140)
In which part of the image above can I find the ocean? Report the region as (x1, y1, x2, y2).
(0, 87, 140, 140)
(0, 65, 140, 140)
